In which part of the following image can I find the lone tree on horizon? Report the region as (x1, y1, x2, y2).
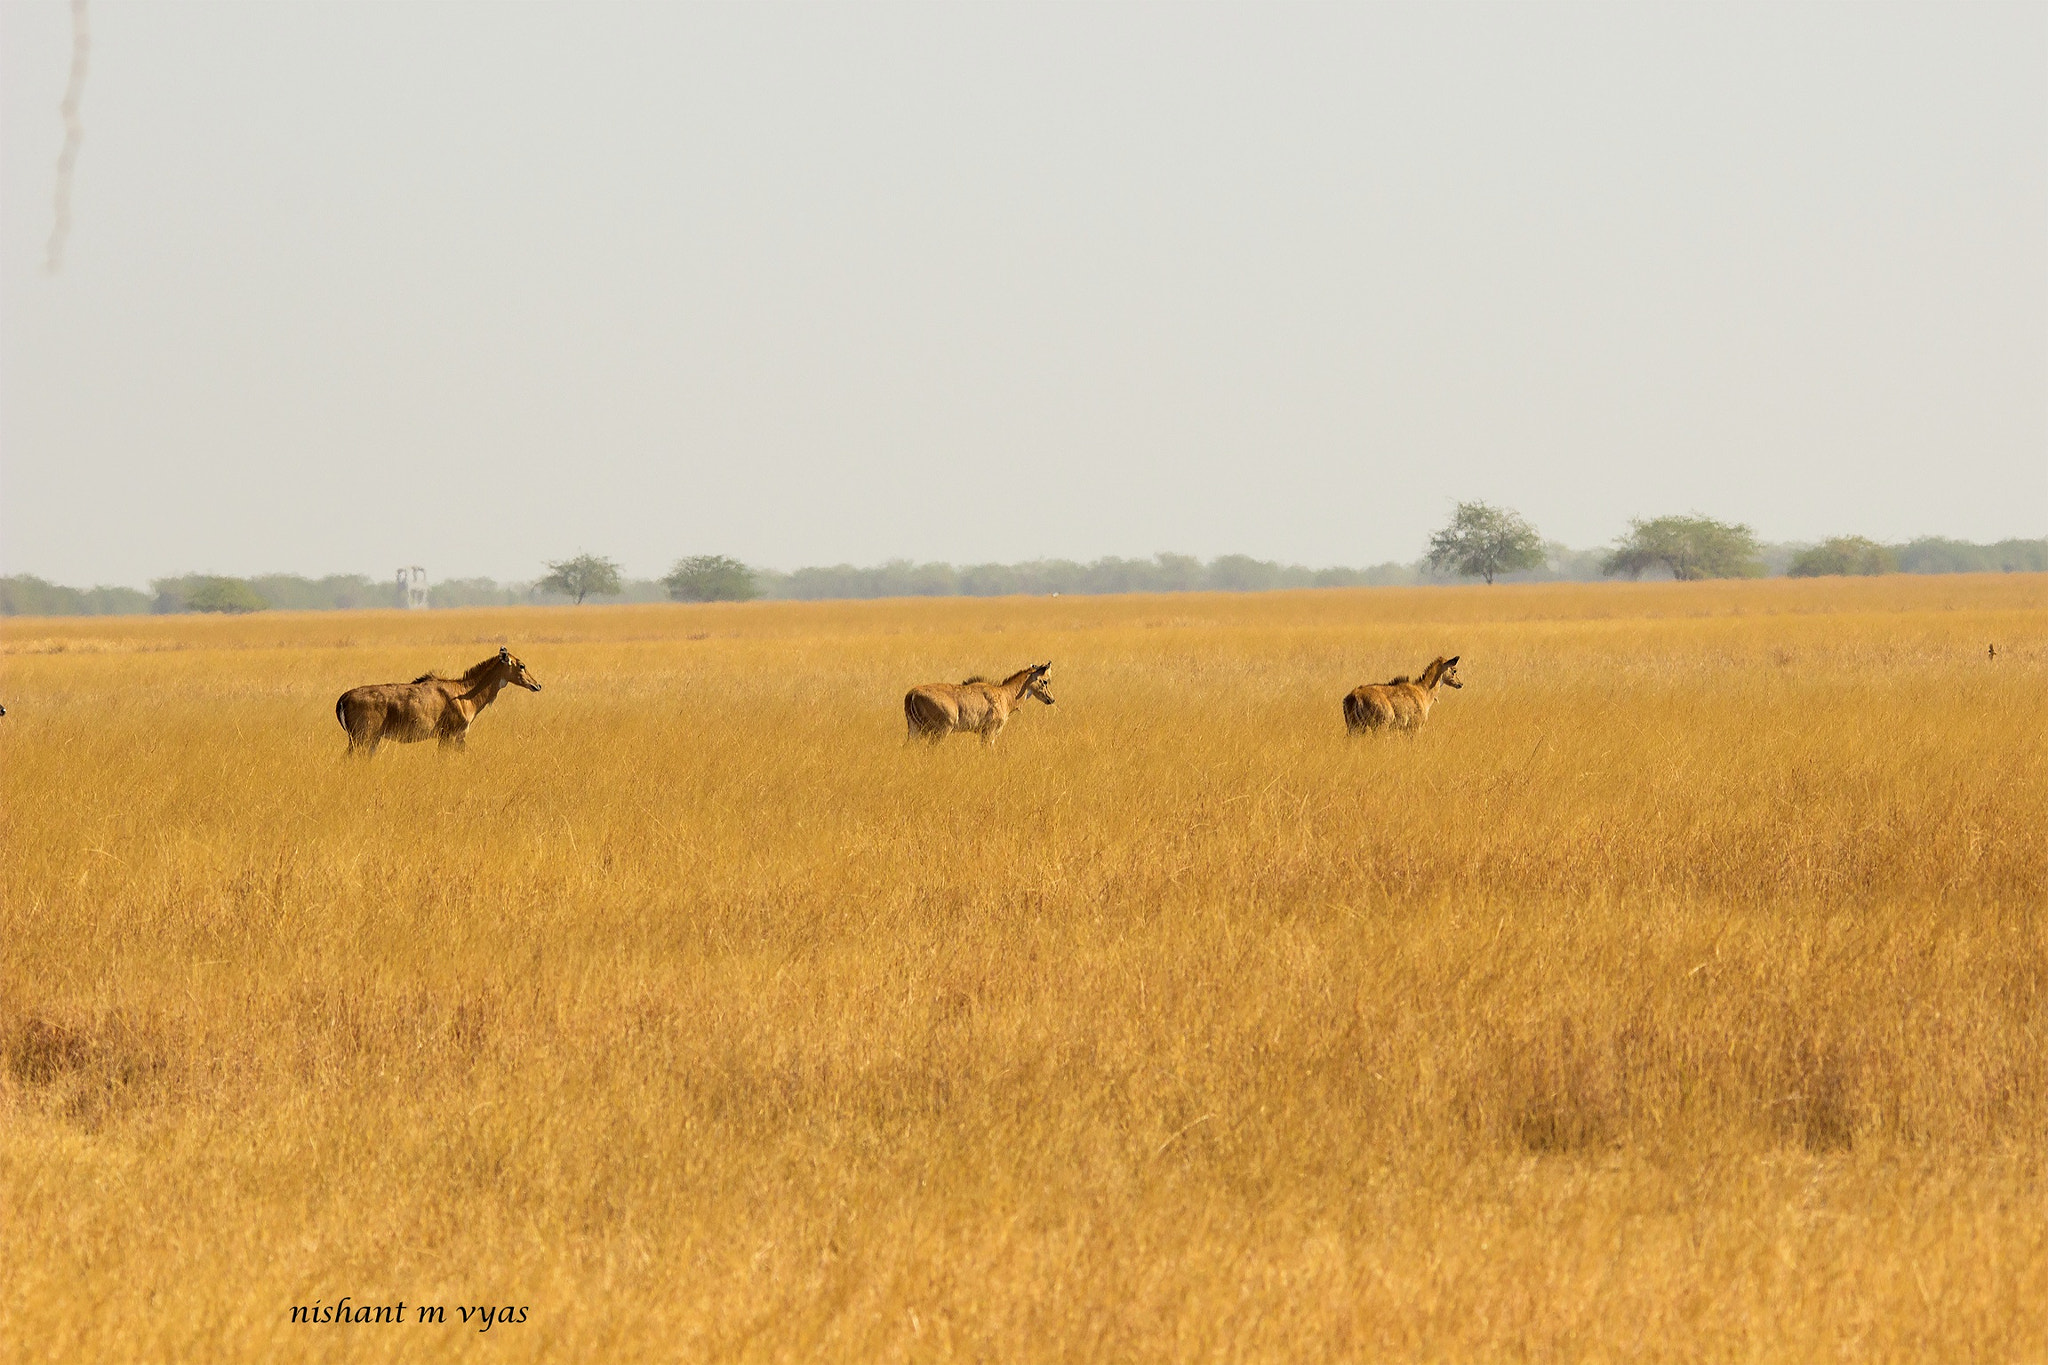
(1603, 515, 1762, 581)
(537, 553, 623, 605)
(1424, 501, 1545, 584)
(185, 577, 269, 614)
(663, 555, 758, 603)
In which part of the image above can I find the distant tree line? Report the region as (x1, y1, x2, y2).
(0, 576, 154, 616)
(751, 553, 1418, 601)
(4, 531, 2043, 616)
(1, 572, 405, 616)
(1884, 538, 2048, 575)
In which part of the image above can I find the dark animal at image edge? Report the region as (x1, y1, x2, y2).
(904, 663, 1054, 745)
(334, 647, 540, 755)
(1344, 656, 1462, 733)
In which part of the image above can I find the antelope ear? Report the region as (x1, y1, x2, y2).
(500, 647, 511, 660)
(1446, 656, 1459, 666)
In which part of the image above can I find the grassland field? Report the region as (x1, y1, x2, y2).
(2, 574, 2044, 1363)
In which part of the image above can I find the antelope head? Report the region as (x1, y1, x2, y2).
(1026, 662, 1055, 706)
(498, 646, 543, 692)
(1436, 655, 1462, 689)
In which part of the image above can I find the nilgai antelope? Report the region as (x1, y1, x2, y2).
(335, 647, 541, 755)
(1344, 655, 1461, 734)
(905, 663, 1054, 746)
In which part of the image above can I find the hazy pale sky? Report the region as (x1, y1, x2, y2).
(3, 2, 2043, 586)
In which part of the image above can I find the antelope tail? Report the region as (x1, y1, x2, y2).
(335, 694, 347, 731)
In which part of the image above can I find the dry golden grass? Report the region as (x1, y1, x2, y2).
(2, 575, 2044, 1362)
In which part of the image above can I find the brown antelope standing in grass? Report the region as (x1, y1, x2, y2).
(335, 647, 541, 755)
(1344, 655, 1461, 734)
(905, 663, 1054, 746)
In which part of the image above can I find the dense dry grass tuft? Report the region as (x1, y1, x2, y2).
(3, 576, 2044, 1361)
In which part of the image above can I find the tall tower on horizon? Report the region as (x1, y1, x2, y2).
(396, 566, 427, 609)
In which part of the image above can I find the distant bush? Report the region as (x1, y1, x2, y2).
(1082, 554, 1200, 594)
(1789, 537, 1899, 578)
(424, 578, 531, 608)
(1604, 516, 1764, 581)
(957, 563, 1023, 597)
(778, 560, 960, 600)
(1205, 555, 1285, 593)
(1317, 562, 1420, 587)
(663, 555, 758, 603)
(1533, 543, 1609, 582)
(182, 577, 270, 613)
(441, 576, 669, 607)
(149, 578, 194, 613)
(1146, 553, 1209, 592)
